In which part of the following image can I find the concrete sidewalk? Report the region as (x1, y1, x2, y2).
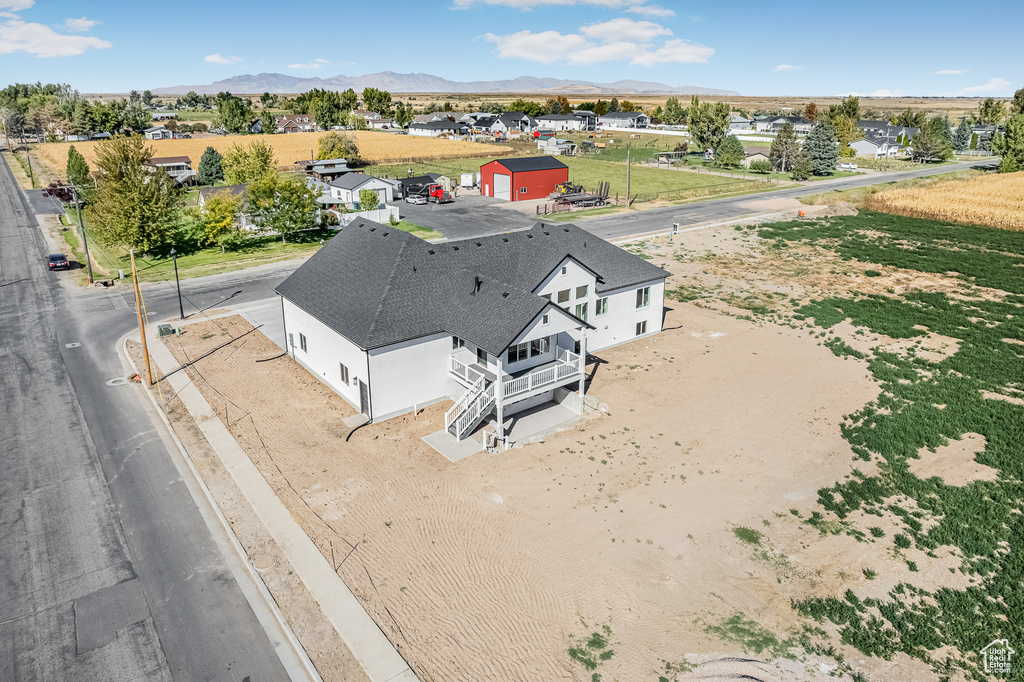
(141, 329, 418, 682)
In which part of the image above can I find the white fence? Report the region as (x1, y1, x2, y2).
(331, 205, 400, 227)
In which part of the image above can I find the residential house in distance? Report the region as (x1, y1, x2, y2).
(742, 146, 771, 167)
(408, 120, 469, 137)
(413, 111, 466, 124)
(489, 112, 535, 135)
(597, 111, 650, 129)
(350, 109, 394, 128)
(849, 135, 905, 159)
(302, 157, 354, 195)
(274, 220, 668, 447)
(755, 115, 813, 135)
(275, 114, 317, 133)
(197, 184, 255, 230)
(144, 125, 174, 140)
(572, 110, 597, 131)
(480, 156, 569, 201)
(729, 113, 753, 132)
(148, 156, 196, 185)
(323, 172, 395, 209)
(534, 114, 587, 132)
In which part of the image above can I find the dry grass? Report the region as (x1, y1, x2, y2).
(865, 171, 1024, 231)
(33, 131, 513, 178)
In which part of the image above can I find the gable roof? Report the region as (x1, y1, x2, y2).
(600, 111, 649, 119)
(410, 120, 465, 130)
(199, 184, 246, 203)
(149, 156, 191, 166)
(489, 156, 568, 173)
(329, 172, 384, 191)
(275, 220, 668, 355)
(744, 146, 770, 157)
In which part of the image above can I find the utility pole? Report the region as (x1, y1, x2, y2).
(169, 247, 184, 320)
(130, 249, 153, 385)
(26, 153, 34, 188)
(71, 184, 93, 284)
(625, 144, 631, 206)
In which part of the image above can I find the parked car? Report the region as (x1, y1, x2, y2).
(47, 253, 70, 270)
(838, 162, 858, 169)
(406, 194, 427, 205)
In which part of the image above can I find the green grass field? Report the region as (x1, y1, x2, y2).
(753, 212, 1024, 681)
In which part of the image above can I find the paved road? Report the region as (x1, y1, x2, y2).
(581, 159, 999, 241)
(0, 153, 295, 681)
(398, 193, 535, 240)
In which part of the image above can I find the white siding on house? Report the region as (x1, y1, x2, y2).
(534, 257, 598, 316)
(586, 279, 665, 351)
(282, 298, 369, 412)
(368, 333, 454, 421)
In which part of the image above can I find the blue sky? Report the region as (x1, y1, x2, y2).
(1, 0, 1020, 97)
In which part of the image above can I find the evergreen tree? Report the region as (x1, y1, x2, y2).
(769, 122, 801, 172)
(197, 147, 224, 185)
(953, 118, 972, 152)
(1011, 88, 1024, 116)
(910, 127, 952, 162)
(68, 100, 93, 136)
(593, 100, 608, 116)
(790, 153, 812, 180)
(66, 146, 91, 189)
(804, 119, 838, 175)
(90, 134, 180, 252)
(715, 135, 745, 167)
(608, 98, 620, 113)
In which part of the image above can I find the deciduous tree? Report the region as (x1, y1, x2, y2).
(975, 97, 1005, 125)
(198, 190, 243, 246)
(358, 189, 380, 211)
(803, 101, 818, 122)
(687, 96, 731, 152)
(316, 132, 361, 164)
(248, 175, 318, 243)
(90, 134, 180, 252)
(992, 114, 1024, 173)
(222, 140, 276, 184)
(1011, 88, 1024, 116)
(662, 97, 685, 125)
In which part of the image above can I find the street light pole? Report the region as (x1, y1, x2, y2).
(169, 247, 184, 320)
(71, 184, 93, 285)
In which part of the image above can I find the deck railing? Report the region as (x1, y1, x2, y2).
(503, 348, 580, 399)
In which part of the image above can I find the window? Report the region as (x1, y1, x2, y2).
(507, 342, 529, 364)
(636, 286, 651, 309)
(576, 285, 588, 299)
(541, 293, 551, 301)
(531, 337, 550, 357)
(452, 336, 465, 350)
(561, 265, 568, 276)
(340, 363, 350, 385)
(541, 314, 549, 325)
(299, 333, 307, 352)
(520, 187, 528, 194)
(574, 302, 588, 322)
(636, 321, 647, 336)
(476, 348, 488, 365)
(557, 289, 571, 304)
(595, 297, 609, 316)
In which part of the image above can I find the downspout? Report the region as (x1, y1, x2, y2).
(279, 296, 289, 357)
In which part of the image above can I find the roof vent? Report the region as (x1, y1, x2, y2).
(563, 228, 569, 232)
(543, 231, 550, 236)
(369, 227, 376, 232)
(502, 292, 509, 298)
(383, 232, 389, 237)
(427, 249, 435, 255)
(475, 241, 482, 247)
(526, 234, 533, 239)
(502, 237, 508, 243)
(473, 276, 482, 294)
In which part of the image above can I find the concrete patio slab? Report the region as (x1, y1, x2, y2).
(421, 429, 485, 462)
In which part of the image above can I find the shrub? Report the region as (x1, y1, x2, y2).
(749, 159, 772, 174)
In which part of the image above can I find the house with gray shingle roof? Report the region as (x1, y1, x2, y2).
(274, 219, 668, 447)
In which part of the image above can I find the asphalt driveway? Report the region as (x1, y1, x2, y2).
(397, 193, 537, 240)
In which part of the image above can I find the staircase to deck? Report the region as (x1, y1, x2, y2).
(445, 375, 496, 440)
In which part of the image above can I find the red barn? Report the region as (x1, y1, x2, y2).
(480, 156, 569, 202)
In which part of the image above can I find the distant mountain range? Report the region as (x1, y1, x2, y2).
(151, 71, 738, 96)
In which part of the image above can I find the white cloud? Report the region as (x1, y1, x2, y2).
(772, 64, 801, 72)
(484, 19, 712, 67)
(454, 0, 670, 9)
(958, 77, 1010, 94)
(935, 69, 966, 75)
(0, 18, 110, 57)
(288, 58, 332, 70)
(626, 4, 674, 17)
(0, 1, 34, 10)
(63, 17, 98, 31)
(204, 52, 243, 64)
(579, 17, 671, 43)
(870, 88, 903, 97)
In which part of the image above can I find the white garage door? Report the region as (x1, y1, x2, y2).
(494, 173, 512, 201)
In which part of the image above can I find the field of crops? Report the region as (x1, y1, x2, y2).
(33, 131, 513, 179)
(865, 171, 1024, 231)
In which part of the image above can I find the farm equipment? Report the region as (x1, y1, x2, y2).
(556, 181, 584, 195)
(542, 181, 611, 213)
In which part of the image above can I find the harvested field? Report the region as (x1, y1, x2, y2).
(33, 131, 513, 178)
(865, 170, 1024, 230)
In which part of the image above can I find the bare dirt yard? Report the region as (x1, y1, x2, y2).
(157, 209, 1021, 681)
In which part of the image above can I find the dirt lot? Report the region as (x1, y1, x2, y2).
(156, 209, 998, 681)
